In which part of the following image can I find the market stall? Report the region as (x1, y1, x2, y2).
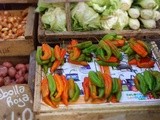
(0, 0, 160, 120)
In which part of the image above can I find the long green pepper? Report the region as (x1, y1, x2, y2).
(96, 46, 106, 60)
(76, 41, 92, 49)
(102, 33, 117, 40)
(36, 47, 49, 65)
(124, 47, 135, 56)
(77, 54, 86, 61)
(50, 48, 55, 62)
(112, 78, 119, 94)
(69, 83, 80, 102)
(98, 87, 105, 98)
(96, 60, 119, 67)
(47, 74, 57, 100)
(82, 44, 98, 54)
(42, 64, 49, 74)
(143, 70, 155, 91)
(136, 73, 148, 95)
(88, 71, 104, 88)
(151, 71, 160, 92)
(98, 40, 112, 60)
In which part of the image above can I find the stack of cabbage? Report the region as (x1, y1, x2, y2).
(36, 0, 160, 32)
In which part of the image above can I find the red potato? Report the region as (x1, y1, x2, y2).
(16, 76, 25, 84)
(0, 77, 4, 87)
(4, 76, 12, 86)
(8, 67, 16, 78)
(0, 65, 8, 77)
(2, 61, 13, 68)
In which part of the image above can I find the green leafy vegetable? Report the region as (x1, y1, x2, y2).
(41, 7, 66, 32)
(71, 2, 101, 31)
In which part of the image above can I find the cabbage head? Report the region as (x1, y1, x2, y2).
(41, 7, 66, 32)
(71, 2, 101, 31)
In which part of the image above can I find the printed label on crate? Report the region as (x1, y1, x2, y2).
(120, 91, 156, 102)
(0, 84, 33, 120)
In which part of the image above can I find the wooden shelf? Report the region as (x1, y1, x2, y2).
(0, 0, 37, 3)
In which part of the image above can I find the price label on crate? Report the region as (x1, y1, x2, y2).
(0, 84, 33, 120)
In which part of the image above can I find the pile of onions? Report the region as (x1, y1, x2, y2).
(0, 9, 28, 40)
(0, 61, 29, 87)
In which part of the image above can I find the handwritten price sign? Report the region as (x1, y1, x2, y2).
(0, 84, 33, 120)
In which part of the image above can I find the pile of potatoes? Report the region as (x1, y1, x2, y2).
(0, 61, 29, 87)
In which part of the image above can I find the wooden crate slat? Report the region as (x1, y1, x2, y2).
(0, 0, 37, 3)
(38, 14, 46, 43)
(43, 29, 160, 38)
(33, 58, 42, 112)
(40, 0, 88, 3)
(25, 7, 36, 39)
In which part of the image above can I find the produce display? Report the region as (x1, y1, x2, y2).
(0, 9, 28, 40)
(36, 0, 160, 32)
(0, 61, 29, 87)
(36, 33, 160, 109)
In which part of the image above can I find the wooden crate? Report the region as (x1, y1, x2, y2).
(0, 7, 36, 56)
(37, 0, 160, 44)
(33, 42, 160, 120)
(0, 0, 37, 3)
(0, 51, 36, 93)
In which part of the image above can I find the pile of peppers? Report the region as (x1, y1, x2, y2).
(82, 71, 122, 103)
(67, 39, 96, 66)
(122, 38, 155, 68)
(134, 70, 160, 98)
(41, 73, 80, 108)
(96, 33, 125, 67)
(36, 43, 66, 74)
